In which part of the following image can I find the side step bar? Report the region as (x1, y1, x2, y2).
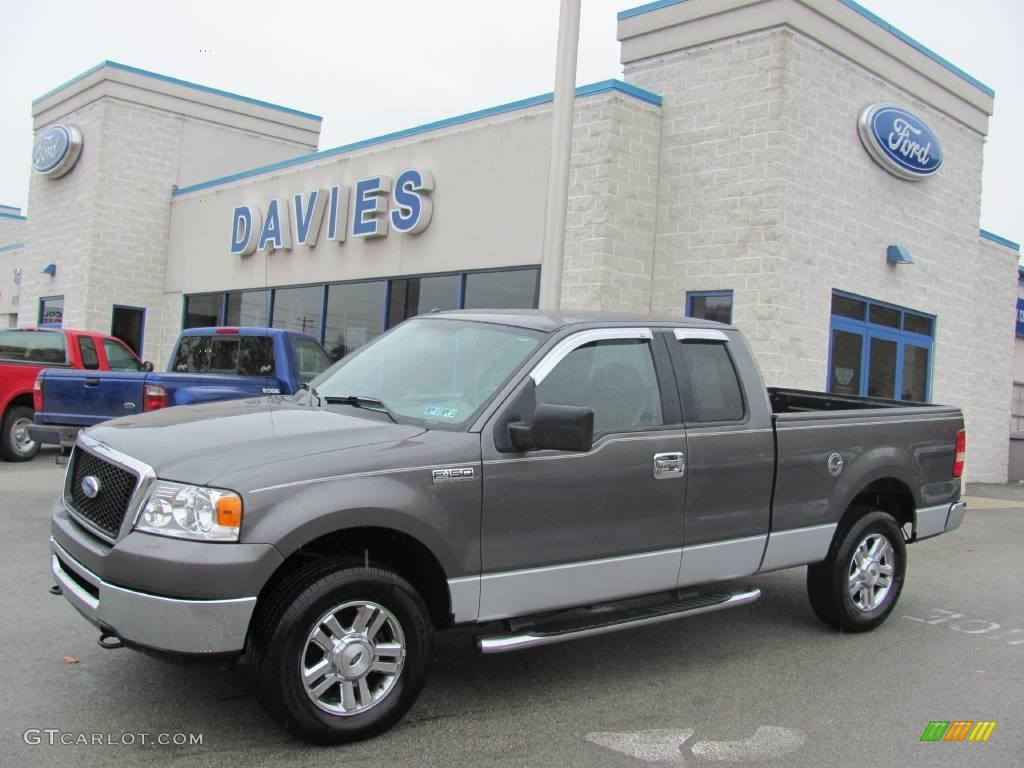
(477, 588, 761, 654)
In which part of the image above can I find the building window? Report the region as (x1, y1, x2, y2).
(463, 268, 540, 309)
(828, 291, 934, 402)
(387, 275, 461, 327)
(686, 290, 733, 324)
(1012, 383, 1024, 434)
(225, 290, 270, 327)
(271, 286, 324, 337)
(183, 266, 540, 359)
(183, 294, 221, 328)
(324, 281, 386, 362)
(38, 295, 64, 327)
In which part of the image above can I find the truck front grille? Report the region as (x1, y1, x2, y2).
(66, 448, 139, 540)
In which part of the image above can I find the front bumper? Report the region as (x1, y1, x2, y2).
(51, 537, 257, 655)
(914, 501, 967, 541)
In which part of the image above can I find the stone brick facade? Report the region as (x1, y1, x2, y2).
(561, 91, 662, 312)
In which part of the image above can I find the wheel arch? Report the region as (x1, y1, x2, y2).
(256, 524, 454, 631)
(837, 474, 916, 540)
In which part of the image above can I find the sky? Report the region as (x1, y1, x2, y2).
(0, 0, 1021, 248)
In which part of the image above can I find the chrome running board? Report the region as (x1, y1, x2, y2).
(477, 587, 760, 654)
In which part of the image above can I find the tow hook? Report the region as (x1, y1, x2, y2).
(49, 585, 62, 596)
(98, 632, 125, 650)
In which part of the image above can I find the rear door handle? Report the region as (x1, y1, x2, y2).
(84, 378, 99, 387)
(653, 452, 685, 479)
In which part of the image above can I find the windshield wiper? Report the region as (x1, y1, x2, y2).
(297, 382, 322, 407)
(323, 394, 398, 423)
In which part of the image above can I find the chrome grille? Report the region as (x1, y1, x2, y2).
(66, 447, 139, 539)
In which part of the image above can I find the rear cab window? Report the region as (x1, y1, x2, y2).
(0, 330, 67, 364)
(670, 330, 747, 424)
(172, 334, 275, 376)
(78, 337, 99, 370)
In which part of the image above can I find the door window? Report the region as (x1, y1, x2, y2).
(535, 338, 663, 437)
(102, 339, 143, 371)
(293, 338, 330, 382)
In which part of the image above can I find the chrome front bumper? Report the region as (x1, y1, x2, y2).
(914, 501, 967, 541)
(50, 538, 256, 654)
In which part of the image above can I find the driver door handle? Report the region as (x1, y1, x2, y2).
(653, 452, 685, 479)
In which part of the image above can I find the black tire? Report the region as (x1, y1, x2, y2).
(807, 509, 907, 632)
(1, 405, 39, 462)
(251, 559, 433, 744)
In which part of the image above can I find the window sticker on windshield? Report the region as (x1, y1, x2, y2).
(424, 406, 459, 419)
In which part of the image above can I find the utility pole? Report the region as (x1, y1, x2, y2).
(537, 0, 582, 311)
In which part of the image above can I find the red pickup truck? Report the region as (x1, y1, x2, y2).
(0, 328, 148, 461)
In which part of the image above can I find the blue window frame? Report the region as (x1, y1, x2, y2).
(686, 290, 733, 324)
(182, 267, 540, 359)
(827, 290, 934, 402)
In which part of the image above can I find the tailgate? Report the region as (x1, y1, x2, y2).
(38, 370, 147, 427)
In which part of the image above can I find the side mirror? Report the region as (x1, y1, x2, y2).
(509, 403, 594, 453)
(142, 361, 155, 372)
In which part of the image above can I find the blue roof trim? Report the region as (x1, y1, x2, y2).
(980, 229, 1021, 252)
(0, 205, 21, 215)
(618, 0, 685, 19)
(33, 60, 322, 121)
(616, 0, 994, 97)
(173, 80, 662, 197)
(0, 242, 25, 253)
(0, 213, 27, 221)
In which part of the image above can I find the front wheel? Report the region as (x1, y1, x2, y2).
(1, 405, 39, 462)
(252, 560, 433, 744)
(807, 510, 907, 632)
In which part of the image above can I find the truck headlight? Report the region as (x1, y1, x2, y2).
(136, 481, 242, 542)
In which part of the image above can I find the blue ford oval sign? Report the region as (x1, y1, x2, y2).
(857, 104, 941, 180)
(32, 124, 83, 179)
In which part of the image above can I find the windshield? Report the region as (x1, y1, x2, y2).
(311, 318, 543, 428)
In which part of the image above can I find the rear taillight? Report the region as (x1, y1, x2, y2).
(953, 429, 966, 478)
(143, 384, 168, 412)
(33, 374, 43, 412)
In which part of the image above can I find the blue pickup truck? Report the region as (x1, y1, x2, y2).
(30, 327, 330, 447)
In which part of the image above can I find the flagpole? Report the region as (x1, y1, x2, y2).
(537, 0, 582, 311)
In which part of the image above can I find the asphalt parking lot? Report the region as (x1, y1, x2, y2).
(1, 452, 1021, 767)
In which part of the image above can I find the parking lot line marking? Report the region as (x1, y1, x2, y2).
(585, 729, 694, 764)
(689, 726, 806, 763)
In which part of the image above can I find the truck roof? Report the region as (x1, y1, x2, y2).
(427, 309, 734, 334)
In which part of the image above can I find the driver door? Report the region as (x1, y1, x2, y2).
(478, 328, 687, 621)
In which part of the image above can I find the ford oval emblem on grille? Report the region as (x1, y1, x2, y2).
(81, 475, 101, 499)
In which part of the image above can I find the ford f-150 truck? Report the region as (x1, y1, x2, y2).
(0, 327, 149, 462)
(47, 311, 966, 744)
(31, 326, 330, 448)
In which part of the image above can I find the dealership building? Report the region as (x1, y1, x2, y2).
(3, 0, 1020, 481)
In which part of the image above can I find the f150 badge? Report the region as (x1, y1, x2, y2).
(432, 467, 475, 484)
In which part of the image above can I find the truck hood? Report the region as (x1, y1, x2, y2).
(83, 397, 426, 485)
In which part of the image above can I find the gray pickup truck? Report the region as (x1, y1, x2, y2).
(48, 311, 966, 743)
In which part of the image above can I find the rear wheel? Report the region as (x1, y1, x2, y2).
(1, 405, 39, 462)
(251, 560, 433, 744)
(807, 510, 906, 632)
